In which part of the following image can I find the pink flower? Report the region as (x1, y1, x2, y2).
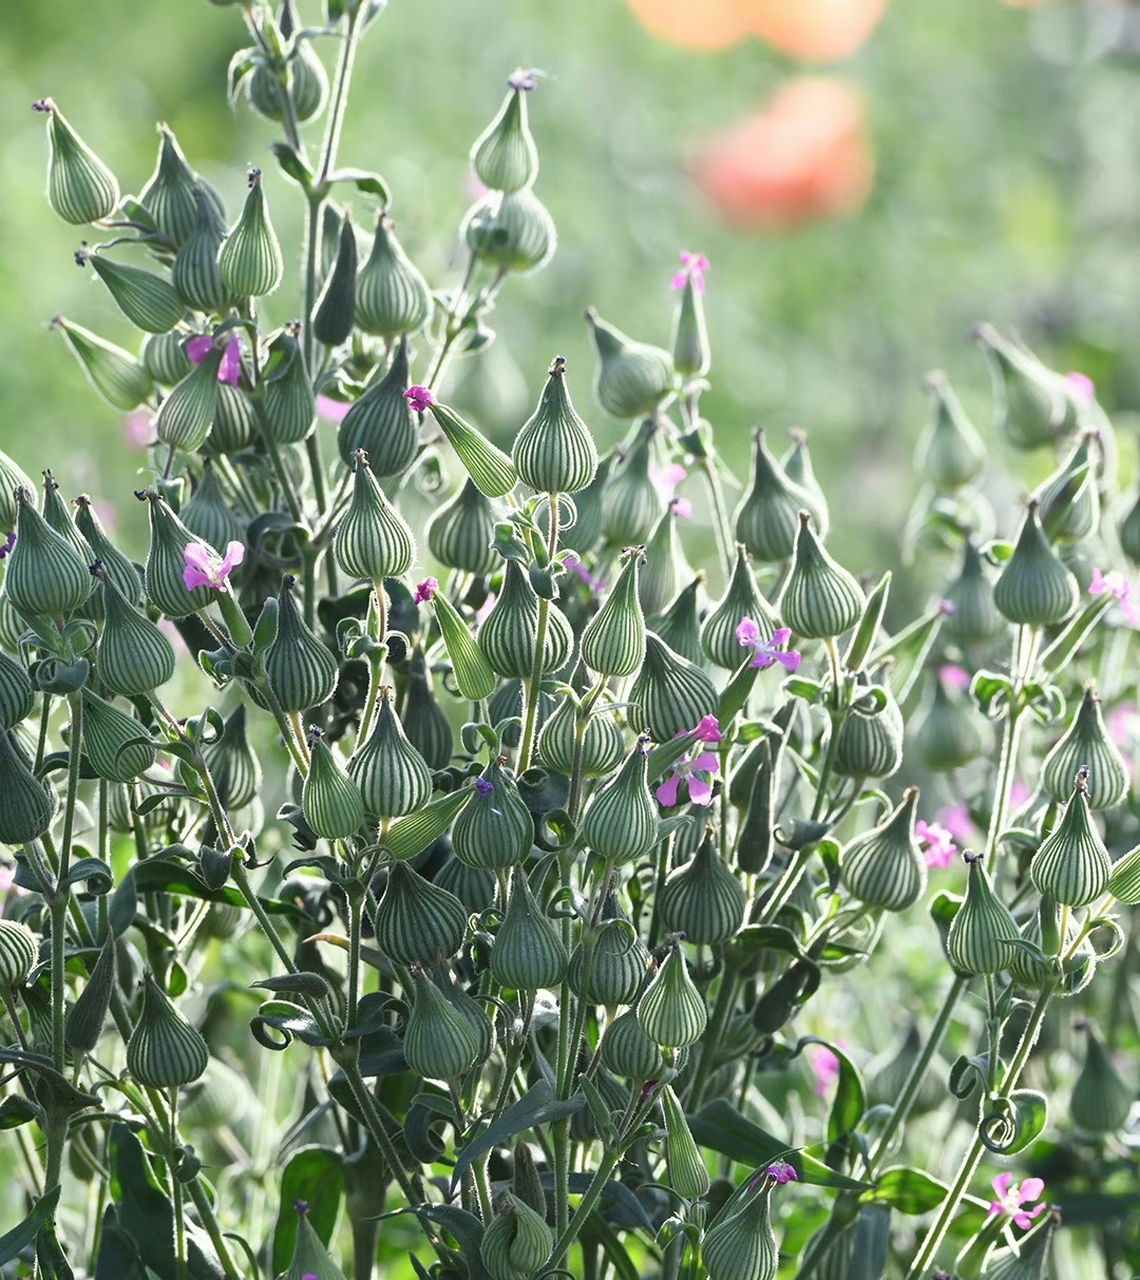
(694, 715, 722, 744)
(563, 553, 606, 594)
(317, 395, 351, 424)
(124, 411, 153, 448)
(670, 251, 709, 295)
(1008, 780, 1032, 812)
(0, 863, 15, 894)
(1066, 372, 1095, 404)
(671, 496, 693, 520)
(655, 741, 720, 808)
(765, 1161, 798, 1186)
(182, 541, 245, 592)
(0, 531, 15, 561)
(809, 1046, 840, 1098)
(936, 802, 975, 844)
(475, 778, 494, 798)
(186, 335, 213, 365)
(939, 664, 972, 692)
(474, 592, 497, 628)
(404, 385, 436, 414)
(916, 819, 957, 870)
(413, 577, 439, 605)
(1108, 702, 1140, 748)
(987, 1173, 1047, 1231)
(736, 618, 801, 672)
(187, 335, 243, 387)
(649, 461, 687, 495)
(508, 68, 538, 92)
(1089, 568, 1140, 628)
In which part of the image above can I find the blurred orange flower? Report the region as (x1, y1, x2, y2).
(688, 78, 874, 230)
(624, 0, 752, 52)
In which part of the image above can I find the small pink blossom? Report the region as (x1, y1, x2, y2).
(182, 541, 245, 592)
(474, 592, 497, 628)
(655, 742, 720, 808)
(736, 618, 801, 672)
(563, 553, 606, 594)
(765, 1161, 798, 1186)
(671, 496, 693, 519)
(808, 1046, 840, 1098)
(0, 863, 15, 894)
(649, 461, 687, 494)
(475, 778, 494, 798)
(987, 1173, 1047, 1231)
(413, 577, 439, 605)
(187, 335, 243, 387)
(693, 715, 722, 744)
(124, 411, 153, 448)
(1108, 702, 1140, 748)
(670, 251, 709, 295)
(936, 802, 975, 844)
(939, 664, 972, 692)
(1066, 372, 1095, 404)
(317, 395, 352, 424)
(404, 385, 436, 414)
(508, 68, 538, 92)
(0, 532, 15, 561)
(186, 335, 213, 365)
(916, 819, 958, 870)
(1009, 780, 1032, 812)
(1089, 568, 1140, 628)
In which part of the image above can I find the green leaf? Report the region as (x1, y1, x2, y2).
(271, 1147, 344, 1277)
(719, 660, 759, 725)
(0, 1095, 41, 1130)
(132, 860, 304, 917)
(0, 1186, 60, 1265)
(971, 670, 1013, 718)
(844, 571, 891, 674)
(848, 1205, 891, 1280)
(870, 604, 945, 705)
(1039, 595, 1111, 673)
(783, 675, 824, 705)
(385, 788, 472, 861)
(865, 1167, 947, 1214)
(791, 1036, 865, 1144)
(980, 1089, 1047, 1155)
(270, 142, 314, 191)
(327, 168, 391, 203)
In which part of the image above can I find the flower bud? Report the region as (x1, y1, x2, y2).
(1107, 834, 1140, 903)
(263, 329, 317, 445)
(779, 431, 829, 533)
(703, 1180, 780, 1280)
(355, 215, 432, 337)
(140, 492, 215, 617)
(203, 705, 261, 810)
(453, 759, 533, 870)
(0, 652, 34, 729)
(78, 687, 154, 782)
(672, 272, 709, 379)
(426, 400, 519, 499)
(83, 250, 185, 336)
(173, 187, 232, 313)
(661, 1082, 710, 1199)
(126, 973, 209, 1088)
(639, 504, 687, 618)
(52, 316, 153, 411)
(6, 487, 92, 619)
(1035, 432, 1100, 543)
(840, 787, 927, 912)
(562, 449, 615, 556)
(433, 954, 496, 1064)
(1010, 895, 1092, 994)
(915, 371, 985, 491)
(349, 685, 432, 821)
(974, 323, 1075, 450)
(734, 429, 822, 563)
(638, 939, 707, 1048)
(629, 632, 718, 741)
(0, 920, 38, 989)
(778, 513, 863, 640)
(601, 423, 662, 546)
(648, 575, 704, 665)
(1069, 1024, 1133, 1133)
(139, 125, 200, 248)
(250, 23, 328, 123)
(511, 1141, 547, 1219)
(0, 728, 54, 845)
(218, 169, 283, 299)
(333, 452, 416, 583)
(514, 356, 598, 495)
(436, 853, 497, 914)
(1030, 768, 1111, 907)
(40, 471, 97, 588)
(1041, 687, 1127, 811)
(660, 827, 746, 944)
(36, 98, 118, 225)
(403, 963, 481, 1082)
(463, 188, 556, 275)
(477, 560, 573, 678)
(302, 730, 365, 841)
(401, 649, 453, 771)
(702, 546, 779, 669)
(74, 495, 141, 603)
(205, 382, 257, 455)
(156, 346, 220, 453)
(912, 672, 991, 772)
(946, 854, 1019, 975)
(943, 540, 1006, 645)
(313, 208, 357, 348)
(429, 589, 498, 701)
(539, 694, 625, 778)
(481, 1191, 553, 1280)
(337, 337, 417, 472)
(602, 1007, 665, 1080)
(0, 449, 33, 538)
(580, 546, 646, 676)
(833, 677, 904, 780)
(181, 463, 242, 554)
(373, 861, 467, 966)
(426, 478, 499, 576)
(65, 933, 116, 1054)
(490, 864, 567, 990)
(471, 75, 540, 194)
(581, 735, 659, 865)
(585, 308, 673, 420)
(284, 1205, 348, 1280)
(264, 579, 336, 715)
(569, 907, 649, 1008)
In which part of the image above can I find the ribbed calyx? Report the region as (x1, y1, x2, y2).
(401, 648, 453, 771)
(0, 651, 34, 730)
(173, 187, 232, 313)
(427, 399, 520, 498)
(777, 512, 864, 640)
(265, 576, 339, 712)
(703, 1178, 780, 1280)
(403, 964, 481, 1083)
(337, 337, 417, 473)
(659, 827, 747, 944)
(125, 973, 210, 1088)
(218, 168, 283, 299)
(480, 1191, 553, 1280)
(85, 250, 185, 335)
(141, 491, 216, 618)
(262, 329, 317, 445)
(993, 501, 1078, 627)
(51, 316, 153, 411)
(426, 478, 499, 576)
(348, 688, 433, 819)
(6, 487, 93, 619)
(463, 188, 557, 275)
(601, 1008, 666, 1080)
(585, 308, 673, 420)
(648, 575, 704, 664)
(840, 787, 927, 912)
(637, 938, 707, 1048)
(181, 461, 244, 551)
(202, 704, 261, 811)
(661, 1082, 710, 1198)
(477, 560, 573, 678)
(942, 539, 1006, 645)
(580, 545, 646, 676)
(37, 98, 119, 225)
(313, 208, 357, 348)
(453, 758, 533, 870)
(355, 215, 431, 338)
(80, 688, 156, 782)
(373, 861, 467, 966)
(974, 322, 1076, 450)
(601, 422, 661, 546)
(139, 124, 199, 247)
(1041, 687, 1128, 811)
(490, 864, 567, 990)
(1036, 432, 1100, 543)
(702, 544, 779, 669)
(833, 677, 904, 780)
(628, 632, 718, 741)
(946, 853, 1019, 975)
(912, 673, 992, 773)
(0, 919, 39, 988)
(539, 695, 625, 778)
(334, 451, 416, 583)
(1029, 767, 1111, 907)
(915, 370, 985, 490)
(568, 907, 649, 1007)
(471, 75, 540, 194)
(513, 355, 598, 495)
(982, 1210, 1058, 1280)
(302, 730, 364, 841)
(581, 735, 659, 864)
(734, 429, 821, 563)
(1069, 1023, 1133, 1133)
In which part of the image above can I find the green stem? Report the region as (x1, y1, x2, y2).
(547, 1150, 620, 1273)
(518, 499, 559, 773)
(686, 960, 740, 1110)
(698, 457, 734, 585)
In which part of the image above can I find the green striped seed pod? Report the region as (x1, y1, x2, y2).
(202, 705, 261, 810)
(1010, 896, 1092, 993)
(481, 1192, 553, 1280)
(74, 495, 141, 603)
(833, 678, 904, 780)
(0, 651, 34, 729)
(40, 472, 97, 585)
(648, 575, 704, 665)
(778, 513, 864, 640)
(337, 337, 417, 473)
(629, 632, 718, 742)
(141, 492, 217, 618)
(126, 973, 209, 1088)
(433, 955, 496, 1064)
(435, 854, 497, 914)
(36, 98, 118, 225)
(735, 429, 823, 563)
(513, 356, 598, 495)
(660, 828, 747, 944)
(426, 478, 499, 576)
(262, 329, 317, 445)
(429, 590, 498, 701)
(313, 208, 357, 348)
(348, 688, 433, 819)
(736, 742, 775, 876)
(585, 308, 673, 420)
(1108, 840, 1140, 904)
(581, 735, 659, 865)
(462, 187, 556, 276)
(1042, 688, 1128, 811)
(1070, 1024, 1133, 1133)
(1036, 432, 1100, 544)
(562, 448, 614, 556)
(912, 673, 992, 773)
(401, 649, 453, 772)
(994, 501, 1078, 627)
(471, 74, 539, 194)
(489, 678, 555, 749)
(840, 787, 927, 912)
(946, 854, 1019, 975)
(173, 188, 232, 313)
(0, 448, 34, 537)
(568, 910, 649, 1008)
(248, 27, 328, 124)
(943, 539, 1006, 646)
(511, 1141, 547, 1219)
(490, 864, 567, 990)
(373, 861, 467, 965)
(333, 451, 416, 583)
(672, 268, 709, 379)
(265, 576, 338, 712)
(156, 345, 220, 453)
(0, 595, 23, 654)
(284, 1207, 349, 1280)
(0, 920, 39, 988)
(661, 1082, 710, 1199)
(1030, 768, 1111, 907)
(355, 215, 432, 338)
(403, 964, 481, 1082)
(982, 1212, 1058, 1280)
(453, 758, 533, 870)
(915, 371, 985, 491)
(6, 488, 93, 618)
(638, 939, 707, 1048)
(0, 728, 54, 845)
(302, 731, 365, 841)
(1120, 484, 1140, 568)
(139, 124, 199, 248)
(538, 694, 625, 779)
(181, 461, 244, 552)
(780, 431, 829, 533)
(141, 329, 193, 387)
(65, 933, 116, 1054)
(218, 169, 283, 299)
(639, 504, 685, 618)
(702, 545, 780, 669)
(703, 1180, 780, 1280)
(427, 401, 519, 499)
(84, 251, 184, 335)
(601, 424, 662, 546)
(107, 776, 177, 836)
(975, 323, 1076, 451)
(580, 546, 646, 676)
(81, 689, 155, 782)
(601, 1008, 666, 1081)
(205, 382, 257, 455)
(478, 560, 574, 679)
(51, 316, 153, 411)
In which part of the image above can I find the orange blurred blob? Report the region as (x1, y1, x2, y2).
(689, 78, 874, 231)
(746, 0, 889, 62)
(624, 0, 752, 52)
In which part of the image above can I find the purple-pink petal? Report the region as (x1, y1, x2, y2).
(687, 776, 713, 805)
(186, 335, 213, 365)
(655, 774, 681, 808)
(736, 617, 761, 647)
(404, 385, 436, 413)
(219, 336, 242, 387)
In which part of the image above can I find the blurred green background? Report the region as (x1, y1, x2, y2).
(5, 0, 1140, 583)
